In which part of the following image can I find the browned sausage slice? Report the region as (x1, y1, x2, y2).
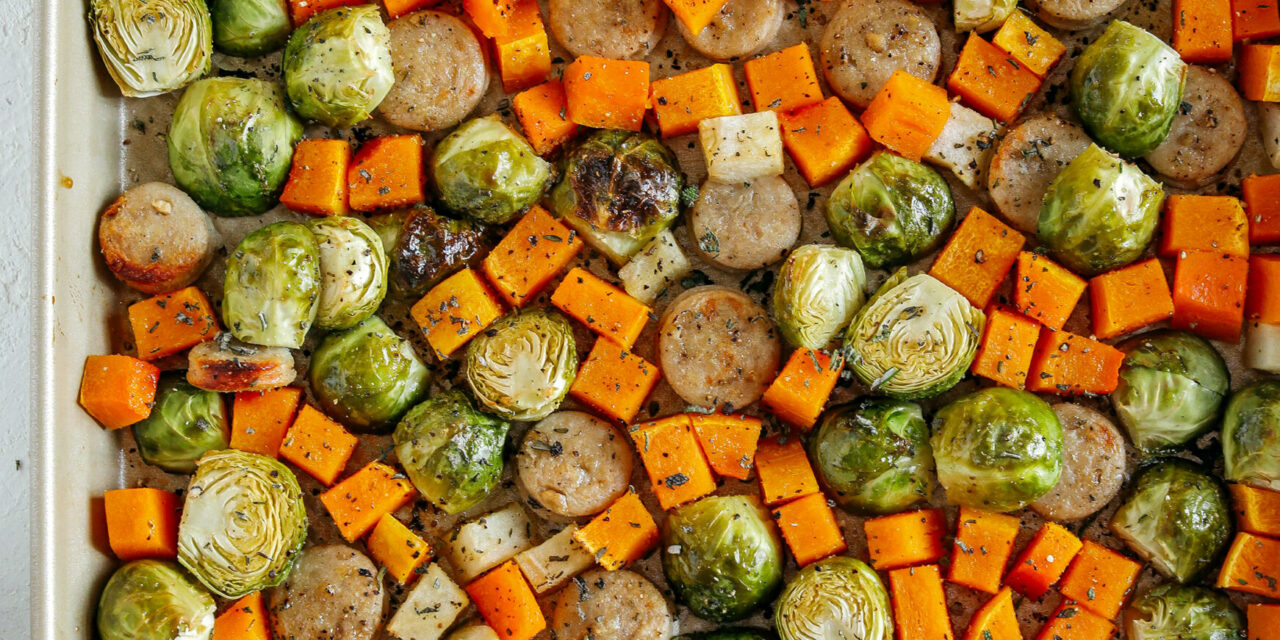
(549, 569, 673, 640)
(268, 545, 386, 640)
(987, 114, 1092, 233)
(187, 333, 296, 392)
(548, 0, 668, 60)
(689, 176, 801, 271)
(517, 411, 634, 518)
(1027, 0, 1127, 30)
(1030, 403, 1126, 521)
(377, 11, 488, 132)
(99, 182, 220, 294)
(677, 0, 784, 61)
(1145, 66, 1246, 187)
(819, 0, 941, 108)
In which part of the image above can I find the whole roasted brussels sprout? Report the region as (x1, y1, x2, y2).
(223, 221, 320, 348)
(809, 398, 934, 515)
(310, 316, 431, 433)
(844, 269, 985, 399)
(1125, 583, 1244, 640)
(383, 206, 491, 300)
(1111, 459, 1233, 583)
(1038, 143, 1163, 276)
(1111, 331, 1229, 455)
(432, 116, 554, 224)
(955, 0, 1017, 32)
(308, 216, 388, 331)
(208, 0, 291, 57)
(393, 390, 509, 514)
(168, 77, 303, 217)
(132, 374, 230, 473)
(772, 244, 867, 350)
(774, 556, 892, 640)
(282, 6, 394, 128)
(1223, 380, 1280, 490)
(89, 0, 212, 97)
(465, 308, 577, 421)
(178, 449, 308, 598)
(1071, 20, 1187, 157)
(549, 129, 685, 265)
(826, 152, 955, 269)
(662, 495, 785, 622)
(932, 387, 1063, 512)
(97, 560, 216, 640)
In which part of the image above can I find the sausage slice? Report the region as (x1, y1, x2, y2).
(1030, 404, 1126, 521)
(819, 0, 941, 108)
(1145, 66, 1247, 187)
(268, 545, 386, 640)
(987, 114, 1092, 233)
(676, 0, 784, 61)
(99, 182, 220, 295)
(517, 411, 634, 518)
(550, 569, 673, 640)
(187, 333, 296, 392)
(378, 11, 488, 132)
(688, 176, 801, 271)
(1027, 0, 1127, 30)
(548, 0, 668, 60)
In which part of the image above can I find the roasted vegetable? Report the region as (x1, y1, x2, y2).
(676, 631, 778, 640)
(1223, 380, 1280, 490)
(465, 308, 578, 421)
(772, 244, 867, 350)
(381, 206, 490, 300)
(774, 556, 892, 640)
(826, 152, 955, 269)
(1111, 331, 1229, 455)
(809, 398, 934, 515)
(308, 216, 388, 331)
(393, 389, 509, 515)
(1125, 583, 1244, 640)
(97, 560, 215, 640)
(955, 0, 1018, 32)
(282, 6, 394, 128)
(89, 0, 212, 97)
(222, 221, 320, 349)
(208, 0, 290, 57)
(432, 115, 554, 224)
(309, 316, 431, 433)
(132, 374, 229, 474)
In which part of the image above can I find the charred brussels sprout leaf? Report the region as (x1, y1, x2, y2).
(1071, 20, 1187, 158)
(223, 221, 321, 348)
(1112, 331, 1229, 455)
(208, 0, 290, 57)
(1125, 583, 1244, 640)
(932, 387, 1063, 512)
(774, 556, 892, 640)
(386, 206, 491, 300)
(308, 216, 388, 331)
(549, 129, 685, 265)
(97, 559, 216, 640)
(178, 450, 308, 598)
(772, 244, 867, 350)
(432, 116, 554, 224)
(955, 0, 1017, 32)
(168, 78, 303, 216)
(1111, 459, 1233, 583)
(826, 152, 955, 269)
(132, 374, 230, 473)
(393, 389, 509, 514)
(282, 6, 393, 128)
(89, 0, 212, 98)
(1038, 144, 1163, 276)
(809, 398, 934, 515)
(661, 495, 785, 622)
(310, 316, 431, 433)
(465, 308, 578, 421)
(1223, 380, 1280, 490)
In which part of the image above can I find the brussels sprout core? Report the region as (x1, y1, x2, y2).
(774, 556, 892, 640)
(308, 216, 388, 331)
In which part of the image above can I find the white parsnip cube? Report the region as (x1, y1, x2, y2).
(1246, 322, 1280, 372)
(386, 563, 469, 640)
(925, 102, 1001, 190)
(445, 503, 533, 583)
(515, 524, 596, 594)
(699, 111, 785, 183)
(618, 229, 692, 303)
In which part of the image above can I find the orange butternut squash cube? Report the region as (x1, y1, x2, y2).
(563, 56, 650, 131)
(1230, 483, 1280, 538)
(569, 338, 661, 424)
(1173, 0, 1233, 63)
(929, 207, 1024, 308)
(1160, 195, 1249, 257)
(1006, 522, 1082, 598)
(773, 492, 847, 567)
(948, 34, 1042, 124)
(1059, 541, 1142, 619)
(367, 513, 434, 584)
(889, 564, 955, 640)
(104, 488, 180, 560)
(1026, 329, 1125, 396)
(573, 490, 659, 570)
(762, 348, 844, 430)
(464, 0, 516, 38)
(864, 509, 947, 571)
(777, 97, 873, 187)
(320, 461, 416, 542)
(279, 404, 358, 486)
(1248, 604, 1280, 640)
(1014, 251, 1087, 331)
(860, 70, 950, 161)
(483, 205, 583, 306)
(949, 506, 1021, 594)
(512, 80, 579, 156)
(629, 414, 717, 510)
(212, 591, 270, 640)
(347, 135, 425, 212)
(662, 0, 731, 35)
(465, 560, 546, 640)
(1089, 259, 1175, 340)
(992, 11, 1065, 77)
(79, 354, 160, 430)
(1239, 44, 1280, 101)
(1035, 602, 1117, 640)
(128, 286, 220, 360)
(650, 63, 742, 138)
(1234, 0, 1280, 39)
(689, 412, 761, 481)
(1218, 532, 1280, 598)
(230, 387, 303, 458)
(1245, 173, 1280, 244)
(280, 138, 351, 216)
(755, 434, 820, 507)
(551, 267, 651, 349)
(410, 268, 506, 359)
(744, 44, 823, 113)
(972, 305, 1041, 390)
(1172, 250, 1249, 342)
(493, 0, 551, 93)
(962, 587, 1023, 640)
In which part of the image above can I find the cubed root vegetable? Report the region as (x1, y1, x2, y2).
(1249, 255, 1280, 323)
(512, 80, 579, 156)
(1014, 251, 1087, 331)
(1160, 195, 1249, 257)
(347, 135, 426, 212)
(860, 70, 950, 162)
(698, 111, 785, 182)
(278, 404, 358, 486)
(483, 206, 583, 306)
(1089, 259, 1175, 340)
(1173, 0, 1233, 63)
(972, 305, 1041, 390)
(650, 63, 741, 138)
(662, 0, 731, 35)
(743, 44, 824, 113)
(1248, 603, 1280, 640)
(230, 387, 303, 458)
(929, 207, 1025, 309)
(128, 286, 220, 361)
(387, 563, 470, 640)
(288, 0, 362, 26)
(411, 268, 506, 359)
(778, 97, 873, 187)
(383, 0, 438, 19)
(762, 348, 845, 430)
(754, 434, 820, 507)
(79, 354, 160, 430)
(629, 414, 717, 510)
(992, 11, 1065, 77)
(889, 564, 955, 640)
(573, 490, 659, 570)
(563, 56, 651, 131)
(1027, 329, 1125, 396)
(366, 513, 433, 584)
(1005, 522, 1083, 599)
(104, 488, 180, 560)
(1058, 541, 1141, 619)
(515, 525, 595, 594)
(568, 338, 661, 424)
(1035, 602, 1117, 640)
(465, 561, 546, 640)
(550, 267, 651, 349)
(949, 506, 1021, 594)
(212, 591, 270, 640)
(1172, 250, 1249, 343)
(1246, 174, 1280, 244)
(320, 461, 416, 543)
(772, 492, 847, 567)
(689, 412, 761, 481)
(864, 509, 947, 571)
(1230, 483, 1280, 537)
(962, 587, 1022, 640)
(1233, 0, 1280, 39)
(948, 33, 1042, 124)
(491, 0, 550, 94)
(280, 138, 352, 216)
(1239, 44, 1280, 101)
(1217, 531, 1280, 598)
(464, 0, 516, 38)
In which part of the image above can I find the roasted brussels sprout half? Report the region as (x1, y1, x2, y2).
(548, 129, 686, 265)
(662, 495, 785, 622)
(465, 308, 578, 421)
(178, 450, 308, 598)
(1223, 380, 1280, 490)
(282, 6, 394, 128)
(1111, 459, 1233, 583)
(809, 398, 934, 515)
(932, 387, 1064, 512)
(308, 216, 388, 331)
(1111, 331, 1229, 455)
(222, 221, 321, 348)
(774, 556, 892, 640)
(1071, 20, 1187, 158)
(844, 269, 985, 399)
(1125, 583, 1244, 640)
(826, 152, 955, 269)
(168, 77, 303, 217)
(310, 316, 431, 433)
(432, 116, 554, 224)
(954, 0, 1017, 32)
(97, 560, 216, 640)
(383, 206, 491, 300)
(132, 374, 230, 474)
(772, 244, 867, 350)
(393, 389, 509, 514)
(208, 0, 291, 57)
(1038, 143, 1163, 276)
(89, 0, 212, 98)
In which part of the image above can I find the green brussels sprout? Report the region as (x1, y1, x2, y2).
(549, 129, 686, 265)
(1223, 380, 1280, 490)
(844, 269, 985, 399)
(223, 221, 321, 348)
(282, 6, 394, 128)
(308, 216, 388, 331)
(132, 374, 230, 473)
(661, 495, 785, 622)
(310, 316, 431, 433)
(1110, 459, 1233, 583)
(954, 0, 1017, 32)
(89, 0, 212, 98)
(1125, 583, 1245, 640)
(168, 77, 303, 217)
(97, 560, 216, 640)
(1111, 331, 1229, 455)
(208, 0, 291, 57)
(1071, 20, 1187, 158)
(368, 211, 408, 264)
(772, 244, 867, 350)
(431, 116, 554, 224)
(676, 630, 778, 640)
(809, 398, 934, 515)
(1038, 144, 1163, 276)
(178, 450, 308, 598)
(393, 389, 510, 514)
(826, 152, 955, 269)
(386, 207, 491, 300)
(932, 387, 1063, 512)
(465, 308, 577, 421)
(774, 556, 892, 640)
